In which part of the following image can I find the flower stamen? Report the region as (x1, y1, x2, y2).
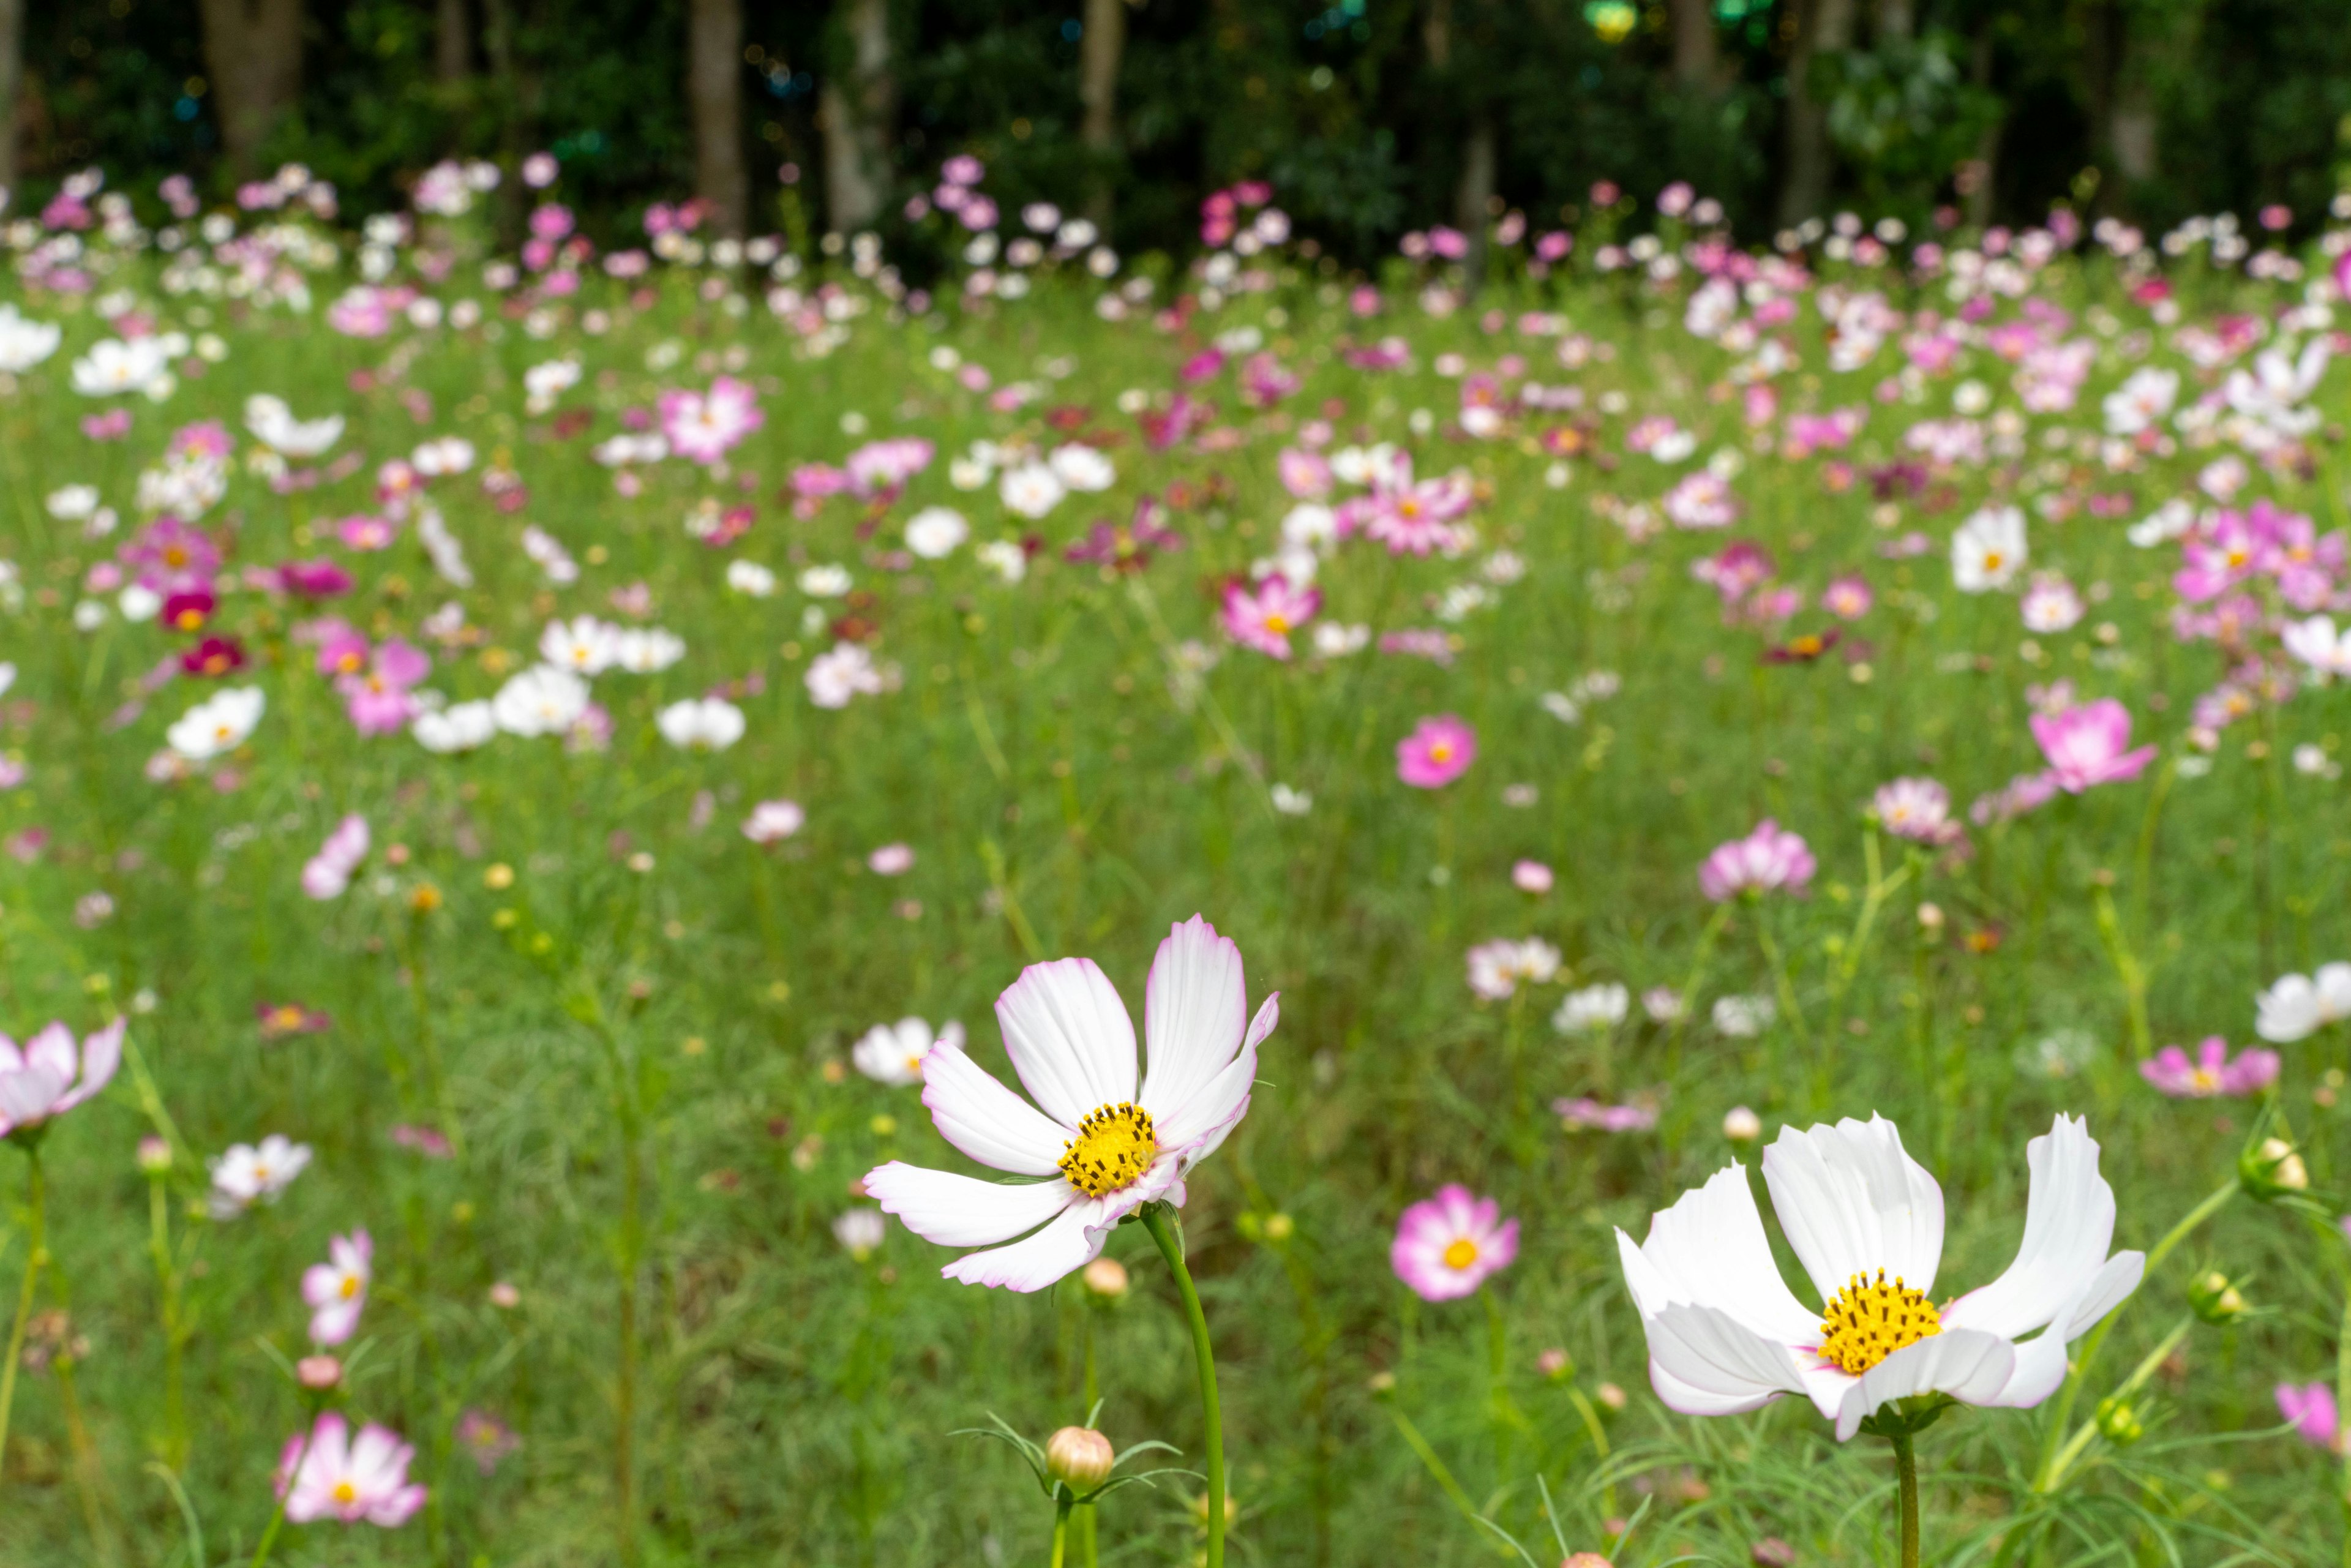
(1059, 1102, 1158, 1198)
(1816, 1267, 1941, 1375)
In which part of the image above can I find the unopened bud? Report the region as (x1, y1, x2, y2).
(1536, 1347, 1572, 1379)
(1562, 1555, 1616, 1568)
(1367, 1369, 1397, 1396)
(1723, 1105, 1762, 1142)
(1916, 901, 1945, 935)
(1081, 1256, 1129, 1301)
(1595, 1381, 1627, 1413)
(487, 1281, 520, 1309)
(1262, 1211, 1295, 1242)
(2188, 1270, 2247, 1324)
(2244, 1136, 2310, 1196)
(1045, 1426, 1115, 1491)
(2095, 1396, 2143, 1445)
(297, 1354, 343, 1389)
(137, 1136, 171, 1174)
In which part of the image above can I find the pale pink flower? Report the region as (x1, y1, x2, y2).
(2138, 1037, 2279, 1099)
(1556, 1097, 1658, 1132)
(1465, 938, 1562, 1000)
(301, 1229, 373, 1345)
(1512, 860, 1554, 894)
(658, 377, 764, 465)
(0, 1018, 124, 1136)
(2030, 699, 2158, 793)
(1871, 778, 1960, 846)
(868, 843, 915, 876)
(276, 1411, 427, 1526)
(1392, 1185, 1518, 1301)
(1698, 819, 1816, 901)
(741, 800, 806, 842)
(300, 814, 370, 899)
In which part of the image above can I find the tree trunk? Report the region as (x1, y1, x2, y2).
(1077, 0, 1127, 223)
(435, 0, 470, 84)
(1453, 114, 1494, 285)
(1776, 0, 1856, 227)
(821, 0, 895, 234)
(1875, 0, 1913, 43)
(0, 0, 21, 195)
(1669, 0, 1718, 93)
(1962, 28, 2001, 228)
(688, 0, 748, 237)
(197, 0, 304, 176)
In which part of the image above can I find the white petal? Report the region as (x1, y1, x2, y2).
(1943, 1116, 2118, 1339)
(22, 1024, 75, 1086)
(920, 1045, 1070, 1176)
(1618, 1164, 1821, 1347)
(1139, 916, 1248, 1120)
(2065, 1250, 2144, 1337)
(1833, 1329, 2016, 1442)
(862, 1161, 1076, 1247)
(939, 1199, 1107, 1292)
(994, 958, 1139, 1126)
(0, 1065, 65, 1128)
(1763, 1115, 1946, 1304)
(1641, 1303, 1809, 1416)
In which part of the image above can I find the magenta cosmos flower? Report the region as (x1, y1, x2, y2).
(337, 640, 430, 735)
(1699, 819, 1817, 901)
(2278, 1382, 2340, 1449)
(276, 1411, 427, 1526)
(2138, 1037, 2279, 1099)
(1397, 715, 1476, 788)
(301, 1229, 373, 1345)
(864, 916, 1278, 1292)
(1392, 1185, 1519, 1301)
(0, 1019, 124, 1139)
(659, 376, 765, 465)
(2030, 698, 2158, 793)
(1220, 574, 1321, 660)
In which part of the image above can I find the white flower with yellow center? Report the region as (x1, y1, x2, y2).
(1617, 1113, 2142, 1441)
(865, 916, 1278, 1292)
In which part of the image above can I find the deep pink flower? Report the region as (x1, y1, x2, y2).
(278, 560, 356, 599)
(2030, 699, 2158, 792)
(1698, 819, 1816, 901)
(1396, 716, 1476, 788)
(2139, 1037, 2279, 1099)
(337, 640, 430, 735)
(1391, 1185, 1518, 1301)
(121, 518, 219, 593)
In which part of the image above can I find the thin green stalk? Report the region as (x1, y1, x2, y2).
(2338, 1281, 2351, 1568)
(1141, 1207, 1224, 1568)
(1561, 1382, 1615, 1521)
(2041, 1313, 2194, 1491)
(249, 1413, 318, 1568)
(0, 1147, 47, 1485)
(1050, 1494, 1073, 1568)
(147, 1171, 189, 1469)
(2033, 1179, 2236, 1491)
(1889, 1427, 1920, 1568)
(2092, 886, 2153, 1064)
(1383, 1400, 1505, 1552)
(1483, 1290, 1509, 1480)
(1664, 902, 1734, 1078)
(1079, 1311, 1100, 1568)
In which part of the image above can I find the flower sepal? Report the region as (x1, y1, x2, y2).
(954, 1406, 1187, 1507)
(1853, 1392, 1955, 1442)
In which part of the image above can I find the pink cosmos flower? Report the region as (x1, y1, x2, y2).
(2138, 1037, 2279, 1099)
(1221, 574, 1321, 660)
(1698, 819, 1816, 901)
(1822, 574, 1873, 620)
(1397, 715, 1476, 788)
(456, 1409, 520, 1476)
(300, 815, 370, 899)
(844, 436, 935, 499)
(659, 377, 765, 465)
(1871, 778, 1960, 845)
(1556, 1097, 1659, 1132)
(868, 843, 915, 876)
(2030, 699, 2158, 793)
(1391, 1185, 1519, 1302)
(1277, 448, 1332, 500)
(1364, 456, 1472, 556)
(121, 517, 220, 594)
(0, 1019, 124, 1137)
(301, 1229, 373, 1345)
(742, 800, 806, 842)
(336, 515, 399, 552)
(1512, 860, 1554, 894)
(276, 1411, 427, 1526)
(337, 640, 431, 735)
(2278, 1382, 2340, 1449)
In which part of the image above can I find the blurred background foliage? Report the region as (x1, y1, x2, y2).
(13, 0, 2351, 259)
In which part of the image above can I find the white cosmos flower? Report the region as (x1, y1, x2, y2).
(243, 393, 345, 457)
(799, 564, 852, 597)
(209, 1133, 313, 1219)
(492, 666, 591, 737)
(538, 615, 620, 674)
(72, 337, 173, 397)
(1617, 1114, 2143, 1442)
(1048, 443, 1116, 492)
(999, 462, 1067, 519)
(45, 485, 99, 520)
(613, 628, 686, 672)
(865, 915, 1279, 1292)
(1553, 982, 1630, 1034)
(0, 307, 62, 373)
(905, 506, 970, 559)
(413, 700, 496, 754)
(656, 697, 744, 751)
(2254, 962, 2351, 1043)
(854, 1019, 967, 1087)
(726, 560, 778, 596)
(1951, 505, 2027, 593)
(166, 686, 266, 760)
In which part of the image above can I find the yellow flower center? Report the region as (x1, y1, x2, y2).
(1429, 742, 1454, 763)
(1442, 1238, 1480, 1270)
(1264, 613, 1291, 634)
(331, 1480, 357, 1505)
(1058, 1102, 1158, 1198)
(339, 1274, 360, 1299)
(1982, 550, 2004, 571)
(2191, 1067, 2218, 1091)
(1817, 1268, 1941, 1375)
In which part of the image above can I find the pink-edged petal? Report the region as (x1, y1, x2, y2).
(994, 957, 1138, 1126)
(1832, 1329, 2016, 1442)
(1139, 916, 1248, 1120)
(1763, 1116, 1946, 1305)
(309, 1296, 364, 1346)
(368, 1485, 429, 1528)
(301, 1262, 343, 1308)
(919, 1045, 1070, 1176)
(939, 1199, 1108, 1292)
(23, 1024, 75, 1086)
(1943, 1115, 2122, 1340)
(1618, 1165, 1823, 1348)
(1641, 1302, 1810, 1416)
(54, 1018, 123, 1112)
(863, 1161, 1076, 1248)
(1153, 1032, 1261, 1150)
(0, 1036, 22, 1072)
(2064, 1250, 2145, 1336)
(0, 1064, 66, 1128)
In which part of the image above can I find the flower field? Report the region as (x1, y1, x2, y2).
(2, 160, 2351, 1566)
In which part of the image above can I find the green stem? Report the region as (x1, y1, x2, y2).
(1483, 1289, 1509, 1480)
(1079, 1313, 1100, 1568)
(1889, 1426, 1920, 1568)
(2032, 1179, 2237, 1491)
(1141, 1207, 1224, 1568)
(2338, 1280, 2351, 1568)
(249, 1414, 317, 1568)
(1663, 902, 1733, 1078)
(1384, 1401, 1505, 1551)
(0, 1147, 47, 1486)
(2092, 887, 2153, 1063)
(2043, 1313, 2193, 1492)
(1562, 1384, 1615, 1520)
(1050, 1494, 1073, 1568)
